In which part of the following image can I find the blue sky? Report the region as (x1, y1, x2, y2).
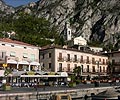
(4, 0, 39, 7)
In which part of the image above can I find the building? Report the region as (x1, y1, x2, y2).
(40, 45, 108, 78)
(106, 51, 120, 75)
(67, 36, 87, 47)
(0, 38, 40, 72)
(0, 38, 68, 85)
(89, 46, 103, 53)
(63, 22, 72, 41)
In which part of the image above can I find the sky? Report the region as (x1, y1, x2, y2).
(3, 0, 39, 7)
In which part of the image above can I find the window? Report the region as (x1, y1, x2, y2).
(74, 55, 77, 62)
(59, 63, 62, 71)
(67, 64, 70, 72)
(49, 63, 51, 69)
(24, 47, 27, 49)
(23, 53, 28, 58)
(87, 65, 89, 72)
(30, 54, 35, 61)
(49, 53, 51, 58)
(59, 53, 62, 58)
(92, 58, 95, 64)
(100, 66, 101, 72)
(0, 51, 6, 58)
(81, 65, 83, 72)
(99, 58, 101, 62)
(68, 31, 71, 35)
(67, 54, 70, 61)
(103, 67, 105, 72)
(86, 56, 89, 63)
(11, 45, 14, 47)
(10, 51, 16, 57)
(2, 44, 5, 46)
(80, 56, 83, 62)
(74, 64, 77, 68)
(103, 59, 105, 64)
(92, 66, 95, 72)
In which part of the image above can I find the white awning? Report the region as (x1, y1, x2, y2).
(18, 61, 29, 65)
(7, 60, 17, 64)
(21, 75, 67, 78)
(30, 62, 40, 66)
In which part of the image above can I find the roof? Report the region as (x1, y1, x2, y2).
(40, 45, 108, 57)
(0, 38, 35, 47)
(74, 36, 86, 41)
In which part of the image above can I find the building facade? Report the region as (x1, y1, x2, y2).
(0, 38, 40, 72)
(107, 51, 120, 75)
(40, 46, 108, 78)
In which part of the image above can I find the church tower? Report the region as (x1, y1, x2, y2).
(64, 22, 72, 41)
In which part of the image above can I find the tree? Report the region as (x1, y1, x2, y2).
(73, 66, 82, 78)
(108, 61, 114, 75)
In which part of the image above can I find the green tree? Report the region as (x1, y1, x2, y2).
(73, 66, 82, 78)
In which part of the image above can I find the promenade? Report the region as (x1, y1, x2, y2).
(0, 82, 119, 100)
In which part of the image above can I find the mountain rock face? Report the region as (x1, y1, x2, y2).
(2, 0, 120, 47)
(0, 0, 15, 16)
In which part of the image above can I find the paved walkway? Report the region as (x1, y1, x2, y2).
(0, 82, 119, 94)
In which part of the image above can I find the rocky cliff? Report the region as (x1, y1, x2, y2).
(1, 0, 120, 49)
(0, 0, 15, 17)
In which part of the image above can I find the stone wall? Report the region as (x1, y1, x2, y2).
(0, 87, 117, 100)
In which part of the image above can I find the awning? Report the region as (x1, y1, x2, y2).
(21, 75, 67, 78)
(18, 61, 29, 65)
(30, 62, 40, 66)
(7, 60, 17, 64)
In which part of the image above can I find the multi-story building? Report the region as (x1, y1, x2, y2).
(0, 38, 68, 85)
(0, 38, 40, 72)
(107, 51, 120, 75)
(40, 45, 108, 78)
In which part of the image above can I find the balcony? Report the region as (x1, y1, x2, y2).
(7, 56, 19, 61)
(73, 58, 79, 62)
(113, 62, 120, 65)
(22, 58, 30, 62)
(58, 57, 64, 62)
(66, 58, 72, 62)
(92, 61, 96, 64)
(80, 59, 84, 63)
(86, 60, 91, 64)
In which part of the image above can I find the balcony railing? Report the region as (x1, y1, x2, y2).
(58, 57, 64, 62)
(22, 58, 39, 62)
(113, 62, 120, 65)
(7, 56, 19, 61)
(73, 58, 79, 62)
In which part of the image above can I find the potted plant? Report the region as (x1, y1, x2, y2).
(68, 81, 76, 87)
(2, 83, 11, 90)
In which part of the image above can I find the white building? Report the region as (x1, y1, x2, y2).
(89, 46, 103, 53)
(67, 36, 87, 47)
(40, 45, 108, 77)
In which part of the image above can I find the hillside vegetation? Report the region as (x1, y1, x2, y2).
(0, 13, 64, 46)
